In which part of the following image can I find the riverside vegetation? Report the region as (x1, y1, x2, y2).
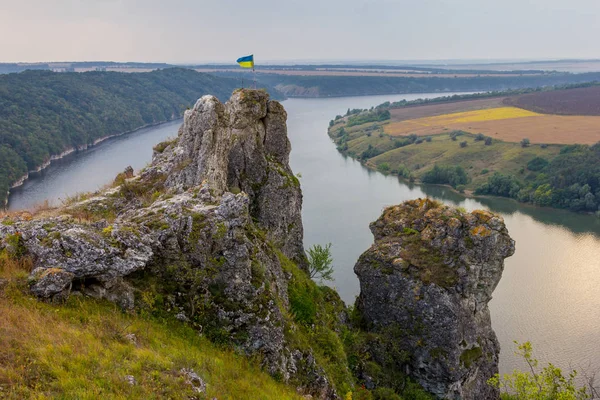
(0, 68, 281, 207)
(0, 90, 591, 399)
(328, 87, 600, 215)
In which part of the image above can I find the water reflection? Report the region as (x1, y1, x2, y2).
(420, 184, 600, 235)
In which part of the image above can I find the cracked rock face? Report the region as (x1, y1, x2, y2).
(0, 90, 332, 397)
(354, 199, 515, 400)
(151, 89, 305, 267)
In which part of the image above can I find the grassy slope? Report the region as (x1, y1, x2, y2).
(0, 257, 302, 400)
(329, 119, 562, 191)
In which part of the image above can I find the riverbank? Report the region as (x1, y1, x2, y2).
(328, 104, 600, 214)
(3, 119, 182, 210)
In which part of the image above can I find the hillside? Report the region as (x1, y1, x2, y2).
(0, 68, 281, 207)
(328, 86, 600, 213)
(0, 269, 303, 399)
(0, 90, 521, 399)
(212, 70, 600, 97)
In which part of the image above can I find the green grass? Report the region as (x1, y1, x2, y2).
(330, 119, 562, 191)
(0, 270, 302, 399)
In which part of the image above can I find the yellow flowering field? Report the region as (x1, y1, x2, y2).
(403, 107, 541, 127)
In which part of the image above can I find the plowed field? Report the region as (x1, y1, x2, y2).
(506, 86, 600, 116)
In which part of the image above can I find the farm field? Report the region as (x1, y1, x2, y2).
(384, 107, 600, 145)
(388, 97, 506, 122)
(505, 85, 600, 115)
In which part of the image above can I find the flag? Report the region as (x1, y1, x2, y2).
(236, 55, 254, 69)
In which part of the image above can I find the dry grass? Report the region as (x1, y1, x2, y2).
(385, 107, 541, 136)
(385, 106, 600, 144)
(0, 266, 302, 400)
(449, 115, 600, 145)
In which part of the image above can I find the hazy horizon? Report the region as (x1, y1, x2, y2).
(2, 0, 599, 63)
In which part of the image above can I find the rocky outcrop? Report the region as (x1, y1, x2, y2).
(354, 199, 515, 400)
(148, 89, 304, 266)
(0, 90, 331, 397)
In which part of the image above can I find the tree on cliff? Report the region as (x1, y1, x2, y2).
(307, 243, 334, 281)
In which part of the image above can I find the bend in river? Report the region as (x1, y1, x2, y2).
(8, 93, 600, 379)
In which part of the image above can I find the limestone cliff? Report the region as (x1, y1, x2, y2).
(0, 90, 516, 399)
(354, 199, 515, 399)
(0, 90, 334, 398)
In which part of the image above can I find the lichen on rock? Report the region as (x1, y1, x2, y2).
(354, 198, 515, 400)
(0, 90, 330, 397)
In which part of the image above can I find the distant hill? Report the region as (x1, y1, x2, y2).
(0, 68, 281, 207)
(210, 71, 600, 97)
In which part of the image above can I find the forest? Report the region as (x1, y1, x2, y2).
(216, 71, 600, 97)
(476, 143, 600, 213)
(0, 68, 245, 206)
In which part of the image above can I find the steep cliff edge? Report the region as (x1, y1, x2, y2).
(354, 198, 515, 399)
(0, 90, 515, 399)
(0, 89, 338, 398)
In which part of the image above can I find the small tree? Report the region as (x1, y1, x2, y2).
(521, 138, 531, 148)
(475, 133, 485, 141)
(307, 243, 334, 281)
(488, 341, 591, 399)
(485, 137, 493, 146)
(460, 141, 468, 148)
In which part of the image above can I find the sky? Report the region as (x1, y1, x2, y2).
(0, 0, 599, 63)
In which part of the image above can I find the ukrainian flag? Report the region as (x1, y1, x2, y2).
(236, 54, 254, 69)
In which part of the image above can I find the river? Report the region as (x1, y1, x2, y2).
(8, 93, 600, 379)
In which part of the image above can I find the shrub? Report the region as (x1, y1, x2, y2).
(481, 169, 489, 175)
(460, 141, 468, 148)
(378, 163, 391, 173)
(540, 143, 548, 149)
(372, 387, 402, 400)
(474, 133, 485, 141)
(421, 165, 469, 188)
(484, 137, 493, 146)
(425, 136, 432, 142)
(307, 243, 334, 281)
(527, 157, 549, 172)
(414, 138, 423, 144)
(521, 138, 530, 148)
(488, 341, 590, 400)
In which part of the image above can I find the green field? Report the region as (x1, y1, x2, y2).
(330, 119, 560, 190)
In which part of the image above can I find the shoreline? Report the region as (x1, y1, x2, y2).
(3, 118, 182, 209)
(347, 146, 599, 217)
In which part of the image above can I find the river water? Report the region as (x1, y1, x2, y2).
(8, 93, 600, 379)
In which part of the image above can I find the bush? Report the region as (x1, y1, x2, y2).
(372, 387, 402, 400)
(481, 169, 489, 175)
(378, 163, 391, 173)
(540, 143, 548, 149)
(460, 141, 468, 148)
(449, 130, 464, 141)
(307, 243, 334, 281)
(485, 137, 493, 146)
(415, 138, 424, 144)
(425, 136, 432, 142)
(521, 138, 530, 148)
(421, 165, 469, 188)
(527, 157, 549, 172)
(474, 133, 485, 141)
(488, 341, 590, 400)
